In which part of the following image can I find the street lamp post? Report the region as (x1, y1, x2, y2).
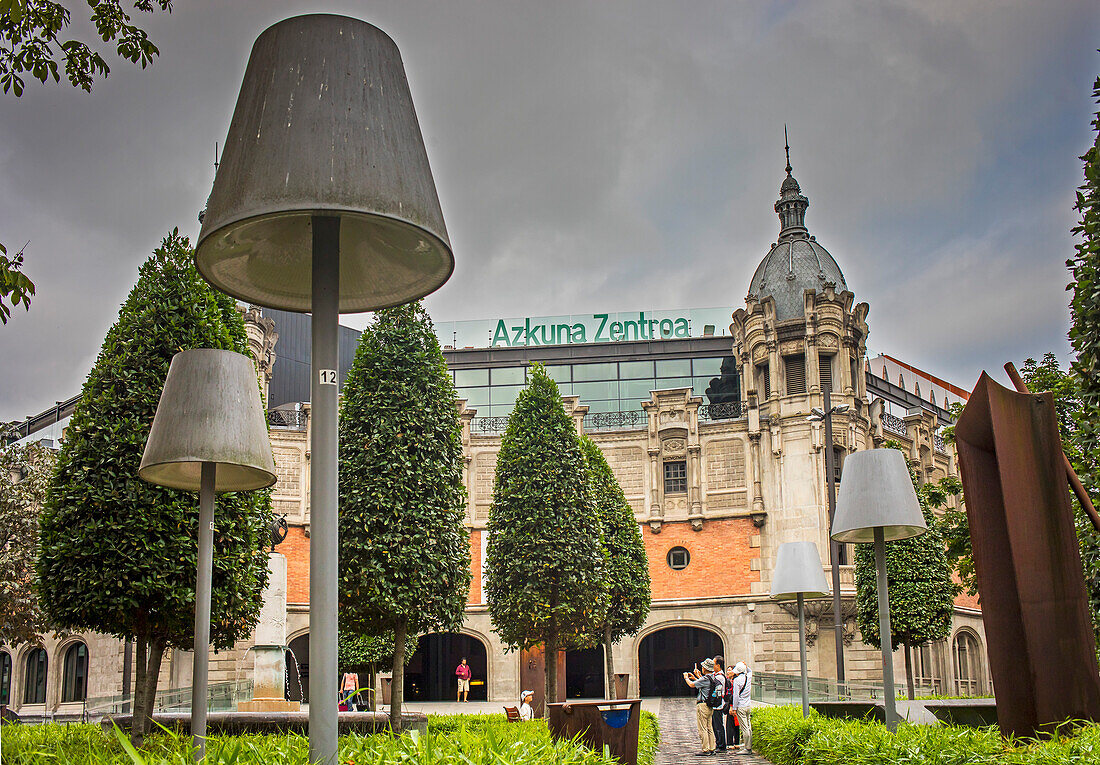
(807, 387, 848, 698)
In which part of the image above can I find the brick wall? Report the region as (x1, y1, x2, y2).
(645, 518, 759, 600)
(283, 525, 311, 604)
(468, 530, 482, 605)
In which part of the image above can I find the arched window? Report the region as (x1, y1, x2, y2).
(953, 631, 982, 696)
(23, 647, 47, 705)
(914, 381, 921, 398)
(61, 642, 89, 703)
(898, 373, 905, 391)
(0, 652, 11, 706)
(930, 390, 937, 407)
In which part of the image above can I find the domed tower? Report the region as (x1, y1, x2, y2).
(731, 141, 872, 672)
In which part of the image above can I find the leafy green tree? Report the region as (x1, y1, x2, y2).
(337, 302, 470, 731)
(854, 441, 957, 698)
(36, 230, 272, 745)
(337, 628, 416, 712)
(0, 442, 56, 646)
(0, 0, 171, 96)
(485, 365, 607, 710)
(580, 435, 650, 698)
(0, 241, 34, 325)
(1068, 73, 1100, 643)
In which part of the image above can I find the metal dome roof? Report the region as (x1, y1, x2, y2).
(747, 236, 847, 321)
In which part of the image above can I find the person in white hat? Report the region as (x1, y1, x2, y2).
(730, 661, 753, 755)
(519, 690, 535, 721)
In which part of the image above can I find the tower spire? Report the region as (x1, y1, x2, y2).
(784, 125, 792, 175)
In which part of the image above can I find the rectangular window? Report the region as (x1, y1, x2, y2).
(454, 368, 489, 387)
(490, 367, 525, 386)
(785, 355, 807, 395)
(545, 364, 572, 384)
(619, 379, 655, 403)
(820, 354, 834, 393)
(691, 357, 726, 378)
(457, 387, 490, 408)
(664, 460, 687, 494)
(574, 381, 618, 401)
(573, 362, 616, 381)
(490, 385, 524, 406)
(756, 363, 771, 400)
(653, 377, 691, 391)
(656, 359, 691, 378)
(619, 361, 655, 379)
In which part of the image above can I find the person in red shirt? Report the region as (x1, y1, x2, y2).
(455, 657, 472, 702)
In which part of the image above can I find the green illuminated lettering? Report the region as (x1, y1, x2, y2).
(571, 323, 586, 342)
(660, 319, 674, 338)
(511, 325, 524, 345)
(674, 318, 690, 338)
(594, 314, 610, 342)
(493, 320, 511, 347)
(610, 322, 624, 341)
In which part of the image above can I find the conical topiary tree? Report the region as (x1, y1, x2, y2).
(37, 230, 272, 744)
(854, 441, 957, 698)
(337, 301, 470, 731)
(485, 364, 607, 710)
(580, 435, 650, 698)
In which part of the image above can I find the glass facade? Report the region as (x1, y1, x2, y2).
(453, 356, 740, 418)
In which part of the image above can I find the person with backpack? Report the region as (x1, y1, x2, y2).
(730, 661, 753, 755)
(710, 656, 727, 752)
(683, 657, 718, 755)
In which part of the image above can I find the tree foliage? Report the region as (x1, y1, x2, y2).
(337, 301, 470, 729)
(0, 241, 34, 325)
(0, 0, 171, 96)
(580, 435, 649, 695)
(0, 441, 56, 646)
(854, 442, 957, 659)
(36, 229, 272, 742)
(485, 364, 607, 707)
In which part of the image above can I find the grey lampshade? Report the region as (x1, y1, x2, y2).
(770, 542, 831, 601)
(831, 449, 926, 543)
(195, 14, 453, 314)
(139, 349, 277, 492)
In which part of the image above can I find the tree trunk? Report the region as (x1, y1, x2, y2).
(369, 662, 378, 712)
(130, 633, 149, 748)
(545, 632, 558, 716)
(141, 635, 167, 738)
(904, 643, 915, 700)
(604, 624, 615, 700)
(390, 619, 407, 733)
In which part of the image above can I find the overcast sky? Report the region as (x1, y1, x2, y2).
(1, 1, 1097, 421)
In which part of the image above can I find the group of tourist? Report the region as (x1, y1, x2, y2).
(683, 655, 752, 756)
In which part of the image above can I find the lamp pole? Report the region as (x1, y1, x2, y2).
(813, 387, 847, 698)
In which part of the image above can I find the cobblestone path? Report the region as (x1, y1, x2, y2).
(654, 698, 774, 765)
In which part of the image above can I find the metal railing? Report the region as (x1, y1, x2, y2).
(268, 409, 307, 429)
(699, 402, 743, 421)
(934, 433, 948, 454)
(881, 411, 907, 436)
(583, 410, 647, 431)
(471, 416, 510, 434)
(751, 671, 939, 705)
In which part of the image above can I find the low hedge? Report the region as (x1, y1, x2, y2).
(0, 711, 660, 765)
(752, 705, 1100, 765)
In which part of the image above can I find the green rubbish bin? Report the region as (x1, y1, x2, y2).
(548, 699, 642, 765)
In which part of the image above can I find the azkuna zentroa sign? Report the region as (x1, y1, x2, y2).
(434, 307, 734, 349)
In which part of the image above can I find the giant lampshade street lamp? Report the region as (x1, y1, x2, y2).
(830, 448, 926, 731)
(194, 14, 453, 764)
(770, 542, 831, 718)
(139, 349, 277, 761)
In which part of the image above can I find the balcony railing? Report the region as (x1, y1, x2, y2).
(268, 409, 307, 430)
(881, 411, 907, 436)
(934, 433, 948, 454)
(471, 416, 510, 434)
(699, 402, 743, 421)
(584, 410, 647, 431)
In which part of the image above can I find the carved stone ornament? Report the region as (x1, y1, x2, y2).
(779, 598, 858, 646)
(753, 344, 769, 363)
(818, 333, 839, 349)
(780, 340, 803, 356)
(662, 438, 687, 456)
(660, 410, 684, 424)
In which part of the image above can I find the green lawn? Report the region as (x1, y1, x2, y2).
(752, 704, 1100, 765)
(0, 712, 660, 765)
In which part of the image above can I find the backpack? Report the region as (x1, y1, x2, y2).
(705, 673, 724, 709)
(723, 674, 737, 705)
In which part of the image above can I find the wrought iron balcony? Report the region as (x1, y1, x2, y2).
(267, 409, 307, 430)
(881, 411, 907, 436)
(583, 410, 647, 431)
(699, 402, 743, 421)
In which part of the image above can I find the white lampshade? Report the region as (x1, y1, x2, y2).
(770, 542, 831, 600)
(831, 449, 926, 543)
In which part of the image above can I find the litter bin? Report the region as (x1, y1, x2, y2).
(381, 678, 392, 705)
(548, 699, 642, 765)
(614, 673, 630, 700)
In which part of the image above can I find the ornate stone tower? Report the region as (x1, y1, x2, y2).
(732, 147, 872, 677)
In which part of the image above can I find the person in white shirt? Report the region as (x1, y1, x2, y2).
(730, 661, 753, 755)
(519, 690, 535, 721)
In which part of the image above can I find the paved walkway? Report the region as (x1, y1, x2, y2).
(654, 698, 774, 765)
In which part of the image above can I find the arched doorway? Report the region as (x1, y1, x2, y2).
(404, 633, 488, 701)
(286, 633, 308, 703)
(565, 647, 605, 698)
(638, 625, 724, 697)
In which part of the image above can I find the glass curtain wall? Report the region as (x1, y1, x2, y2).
(453, 357, 737, 418)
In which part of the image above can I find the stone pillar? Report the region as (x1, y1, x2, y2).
(239, 552, 300, 712)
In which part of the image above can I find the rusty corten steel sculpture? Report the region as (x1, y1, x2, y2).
(954, 373, 1100, 738)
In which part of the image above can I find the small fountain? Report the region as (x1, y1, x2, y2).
(239, 552, 300, 712)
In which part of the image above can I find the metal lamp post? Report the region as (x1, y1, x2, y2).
(138, 349, 277, 761)
(830, 448, 926, 731)
(770, 542, 831, 717)
(194, 15, 453, 764)
(806, 388, 848, 695)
